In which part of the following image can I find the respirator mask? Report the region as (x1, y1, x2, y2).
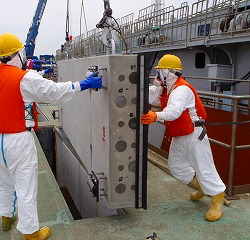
(153, 69, 181, 87)
(7, 48, 27, 70)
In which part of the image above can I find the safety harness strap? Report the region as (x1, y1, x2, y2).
(194, 120, 207, 141)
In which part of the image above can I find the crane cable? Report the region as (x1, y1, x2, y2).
(65, 0, 70, 40)
(80, 0, 92, 56)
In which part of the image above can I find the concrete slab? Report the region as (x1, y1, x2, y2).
(64, 160, 250, 240)
(57, 55, 141, 212)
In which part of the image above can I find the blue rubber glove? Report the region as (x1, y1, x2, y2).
(44, 67, 53, 74)
(27, 59, 45, 71)
(32, 59, 45, 65)
(79, 71, 102, 91)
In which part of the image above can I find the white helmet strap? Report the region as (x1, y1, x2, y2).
(17, 53, 27, 70)
(7, 48, 27, 70)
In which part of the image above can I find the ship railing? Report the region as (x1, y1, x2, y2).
(208, 0, 250, 39)
(126, 4, 189, 50)
(119, 13, 134, 27)
(197, 90, 250, 197)
(188, 80, 250, 198)
(72, 34, 86, 58)
(184, 75, 250, 113)
(85, 28, 106, 56)
(58, 0, 250, 58)
(138, 4, 156, 21)
(124, 0, 250, 50)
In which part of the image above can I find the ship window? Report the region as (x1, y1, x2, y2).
(195, 52, 206, 68)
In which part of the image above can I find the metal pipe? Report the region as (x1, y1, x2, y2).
(152, 121, 243, 150)
(198, 91, 250, 100)
(185, 76, 250, 83)
(111, 39, 116, 55)
(54, 126, 89, 174)
(235, 145, 250, 150)
(149, 74, 250, 83)
(227, 98, 238, 197)
(36, 104, 50, 121)
(208, 138, 231, 149)
(148, 156, 170, 174)
(154, 0, 162, 12)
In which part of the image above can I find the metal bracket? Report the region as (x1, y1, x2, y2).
(51, 109, 59, 119)
(87, 171, 107, 202)
(146, 232, 159, 240)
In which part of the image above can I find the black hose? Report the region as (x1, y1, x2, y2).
(220, 69, 250, 91)
(149, 51, 159, 72)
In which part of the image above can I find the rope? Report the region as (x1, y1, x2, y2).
(24, 104, 33, 120)
(80, 0, 92, 56)
(65, 0, 70, 40)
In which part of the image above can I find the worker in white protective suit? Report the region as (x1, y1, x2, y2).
(141, 54, 226, 222)
(0, 33, 102, 240)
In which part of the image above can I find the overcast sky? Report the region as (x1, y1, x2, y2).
(0, 0, 196, 56)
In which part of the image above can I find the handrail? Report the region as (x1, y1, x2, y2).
(198, 90, 250, 99)
(149, 74, 250, 83)
(185, 76, 250, 83)
(198, 91, 250, 197)
(57, 0, 250, 59)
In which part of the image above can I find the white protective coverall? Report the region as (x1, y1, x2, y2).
(0, 70, 82, 234)
(149, 80, 226, 196)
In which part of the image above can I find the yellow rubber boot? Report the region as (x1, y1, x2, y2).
(2, 214, 17, 231)
(190, 177, 205, 201)
(206, 192, 225, 221)
(24, 226, 51, 240)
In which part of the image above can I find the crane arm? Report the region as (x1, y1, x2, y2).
(25, 0, 47, 57)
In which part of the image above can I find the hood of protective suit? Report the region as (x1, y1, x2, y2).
(159, 69, 178, 85)
(153, 69, 179, 87)
(7, 48, 27, 69)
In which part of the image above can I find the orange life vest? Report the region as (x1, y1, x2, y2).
(0, 63, 38, 133)
(160, 77, 207, 137)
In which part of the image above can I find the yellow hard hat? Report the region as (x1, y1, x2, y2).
(155, 54, 182, 70)
(0, 33, 24, 57)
